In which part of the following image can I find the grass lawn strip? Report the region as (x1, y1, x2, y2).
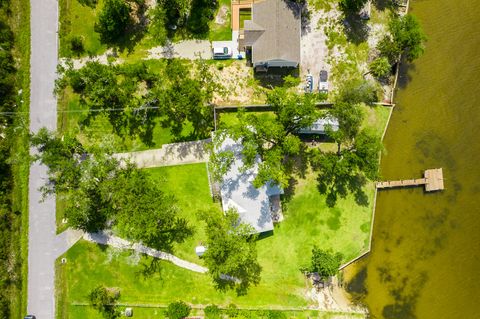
(3, 0, 31, 315)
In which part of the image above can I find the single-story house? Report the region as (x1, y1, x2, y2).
(217, 136, 283, 233)
(243, 0, 301, 71)
(298, 117, 339, 135)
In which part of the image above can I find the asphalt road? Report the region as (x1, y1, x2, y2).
(28, 0, 58, 317)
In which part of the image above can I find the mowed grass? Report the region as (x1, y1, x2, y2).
(59, 0, 107, 57)
(209, 0, 232, 41)
(145, 164, 220, 263)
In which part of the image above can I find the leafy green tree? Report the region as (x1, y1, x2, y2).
(310, 129, 382, 206)
(56, 61, 159, 145)
(95, 0, 132, 44)
(336, 78, 379, 106)
(368, 56, 391, 78)
(161, 0, 192, 26)
(304, 247, 343, 279)
(89, 285, 120, 319)
(310, 79, 383, 206)
(199, 209, 261, 296)
(31, 129, 194, 249)
(339, 0, 368, 13)
(0, 20, 15, 117)
(165, 301, 191, 319)
(149, 5, 168, 45)
(378, 14, 427, 62)
(108, 164, 194, 251)
(213, 86, 318, 188)
(153, 58, 221, 138)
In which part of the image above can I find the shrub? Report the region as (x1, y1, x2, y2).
(166, 301, 191, 319)
(70, 36, 84, 54)
(368, 57, 391, 78)
(226, 303, 239, 318)
(204, 304, 222, 319)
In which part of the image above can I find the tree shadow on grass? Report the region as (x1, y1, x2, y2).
(136, 257, 164, 279)
(342, 14, 370, 45)
(317, 171, 369, 208)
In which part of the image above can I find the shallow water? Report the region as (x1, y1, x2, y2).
(344, 1, 480, 318)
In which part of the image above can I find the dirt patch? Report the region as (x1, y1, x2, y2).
(215, 5, 229, 25)
(211, 62, 265, 105)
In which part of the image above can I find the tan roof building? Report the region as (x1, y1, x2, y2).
(244, 0, 301, 70)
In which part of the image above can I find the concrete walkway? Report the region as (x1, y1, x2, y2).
(113, 139, 211, 168)
(83, 232, 208, 273)
(28, 0, 59, 316)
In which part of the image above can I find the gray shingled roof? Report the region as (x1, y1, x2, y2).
(244, 0, 301, 67)
(218, 137, 283, 233)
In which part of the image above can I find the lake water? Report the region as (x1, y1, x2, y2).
(344, 1, 480, 318)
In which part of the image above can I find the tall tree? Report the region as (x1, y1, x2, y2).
(31, 129, 194, 250)
(303, 247, 343, 279)
(199, 209, 261, 296)
(153, 58, 221, 138)
(89, 285, 120, 319)
(56, 61, 159, 145)
(95, 0, 132, 44)
(310, 80, 382, 206)
(213, 85, 318, 188)
(378, 14, 427, 62)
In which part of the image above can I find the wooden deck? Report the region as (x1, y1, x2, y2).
(376, 168, 444, 192)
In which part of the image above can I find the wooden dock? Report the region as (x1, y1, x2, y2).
(376, 168, 444, 192)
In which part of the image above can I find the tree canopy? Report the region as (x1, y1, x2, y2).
(212, 85, 319, 188)
(31, 128, 193, 250)
(310, 79, 383, 206)
(338, 0, 368, 14)
(198, 209, 261, 296)
(89, 285, 120, 319)
(378, 14, 427, 62)
(303, 247, 343, 279)
(95, 0, 132, 44)
(152, 59, 221, 138)
(56, 61, 159, 145)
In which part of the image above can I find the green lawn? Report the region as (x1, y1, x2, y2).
(209, 0, 232, 41)
(146, 164, 220, 263)
(59, 0, 107, 57)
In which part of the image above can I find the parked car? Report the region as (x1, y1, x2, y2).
(318, 70, 329, 93)
(212, 46, 233, 59)
(24, 316, 36, 319)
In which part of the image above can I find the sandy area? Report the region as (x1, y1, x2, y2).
(215, 5, 229, 25)
(305, 277, 367, 315)
(147, 40, 212, 59)
(211, 61, 263, 105)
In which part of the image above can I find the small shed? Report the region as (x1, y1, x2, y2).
(125, 307, 133, 317)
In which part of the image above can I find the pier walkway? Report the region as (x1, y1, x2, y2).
(376, 168, 444, 192)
